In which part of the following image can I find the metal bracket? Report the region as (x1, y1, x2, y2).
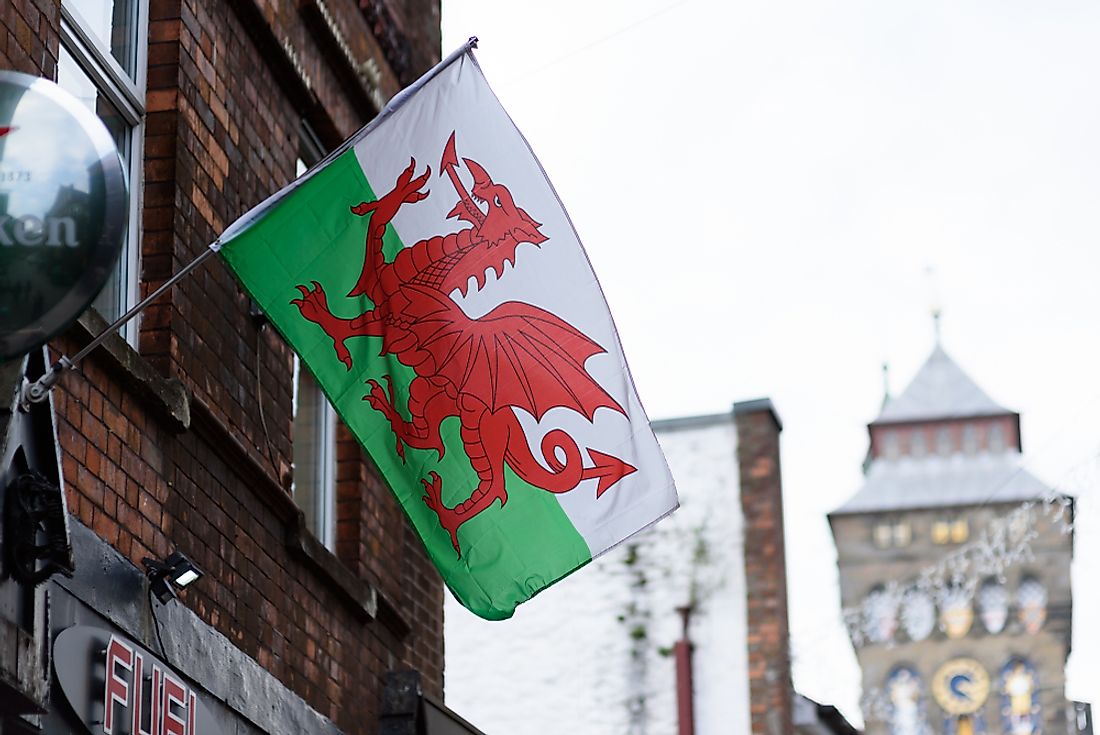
(17, 357, 70, 413)
(4, 469, 74, 585)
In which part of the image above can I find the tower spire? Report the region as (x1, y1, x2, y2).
(924, 265, 943, 346)
(881, 362, 891, 408)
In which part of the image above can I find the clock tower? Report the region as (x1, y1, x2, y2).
(829, 343, 1084, 735)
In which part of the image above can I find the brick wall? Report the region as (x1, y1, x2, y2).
(0, 1, 58, 78)
(2, 0, 443, 728)
(735, 399, 794, 735)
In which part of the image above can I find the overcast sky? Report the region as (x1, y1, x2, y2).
(442, 0, 1100, 720)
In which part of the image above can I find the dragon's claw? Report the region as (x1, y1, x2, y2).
(291, 281, 352, 368)
(420, 472, 460, 553)
(365, 377, 409, 461)
(397, 158, 417, 187)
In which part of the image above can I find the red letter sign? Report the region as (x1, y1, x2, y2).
(103, 636, 133, 734)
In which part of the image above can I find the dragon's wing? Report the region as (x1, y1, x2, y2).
(402, 285, 624, 421)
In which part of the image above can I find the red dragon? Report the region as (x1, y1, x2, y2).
(291, 132, 636, 553)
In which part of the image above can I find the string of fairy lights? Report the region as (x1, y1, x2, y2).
(841, 492, 1071, 650)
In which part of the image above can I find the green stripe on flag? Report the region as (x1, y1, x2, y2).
(220, 149, 591, 619)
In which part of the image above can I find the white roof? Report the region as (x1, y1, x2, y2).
(831, 452, 1051, 515)
(875, 345, 1011, 424)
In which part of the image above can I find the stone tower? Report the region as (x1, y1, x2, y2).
(829, 344, 1078, 735)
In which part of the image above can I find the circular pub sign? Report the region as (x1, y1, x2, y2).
(0, 70, 127, 361)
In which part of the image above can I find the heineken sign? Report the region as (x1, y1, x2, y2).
(0, 70, 127, 361)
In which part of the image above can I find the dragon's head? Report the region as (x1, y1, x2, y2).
(464, 159, 547, 251)
(441, 133, 547, 296)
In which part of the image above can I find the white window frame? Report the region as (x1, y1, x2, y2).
(58, 0, 147, 345)
(292, 357, 337, 550)
(290, 127, 338, 550)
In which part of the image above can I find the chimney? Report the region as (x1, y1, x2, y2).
(733, 399, 793, 735)
(674, 604, 695, 735)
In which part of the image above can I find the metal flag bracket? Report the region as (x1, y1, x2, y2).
(17, 247, 217, 412)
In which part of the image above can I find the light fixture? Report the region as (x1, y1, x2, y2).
(142, 551, 203, 603)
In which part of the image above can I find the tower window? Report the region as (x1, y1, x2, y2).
(882, 430, 900, 460)
(932, 520, 951, 545)
(910, 430, 927, 458)
(873, 520, 911, 548)
(936, 427, 952, 456)
(894, 522, 911, 546)
(951, 519, 969, 543)
(989, 423, 1006, 453)
(963, 425, 979, 455)
(932, 517, 969, 544)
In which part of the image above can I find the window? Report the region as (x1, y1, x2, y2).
(56, 0, 146, 343)
(936, 427, 952, 456)
(893, 521, 911, 547)
(290, 130, 337, 550)
(962, 424, 978, 455)
(873, 520, 911, 548)
(951, 518, 969, 543)
(931, 520, 951, 545)
(882, 430, 900, 460)
(932, 517, 968, 544)
(989, 423, 1006, 453)
(292, 358, 337, 549)
(874, 523, 894, 549)
(910, 429, 926, 458)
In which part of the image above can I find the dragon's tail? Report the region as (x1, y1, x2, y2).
(505, 426, 585, 495)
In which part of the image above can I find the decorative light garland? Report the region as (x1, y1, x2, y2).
(842, 491, 1072, 652)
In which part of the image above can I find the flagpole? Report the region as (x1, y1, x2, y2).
(20, 36, 482, 408)
(19, 247, 216, 409)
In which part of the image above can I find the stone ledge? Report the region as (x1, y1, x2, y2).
(63, 310, 190, 432)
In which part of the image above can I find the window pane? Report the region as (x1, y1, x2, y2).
(66, 0, 140, 79)
(950, 519, 969, 544)
(293, 361, 336, 549)
(893, 522, 911, 547)
(57, 44, 132, 321)
(910, 430, 926, 457)
(931, 521, 950, 545)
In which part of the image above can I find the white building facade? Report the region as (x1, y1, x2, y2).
(444, 400, 796, 735)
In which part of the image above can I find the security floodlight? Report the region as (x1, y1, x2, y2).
(143, 551, 203, 604)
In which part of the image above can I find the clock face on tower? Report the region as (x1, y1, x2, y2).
(932, 658, 990, 715)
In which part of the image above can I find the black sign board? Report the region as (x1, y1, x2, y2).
(0, 71, 127, 361)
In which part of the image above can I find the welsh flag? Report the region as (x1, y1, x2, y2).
(215, 42, 677, 620)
